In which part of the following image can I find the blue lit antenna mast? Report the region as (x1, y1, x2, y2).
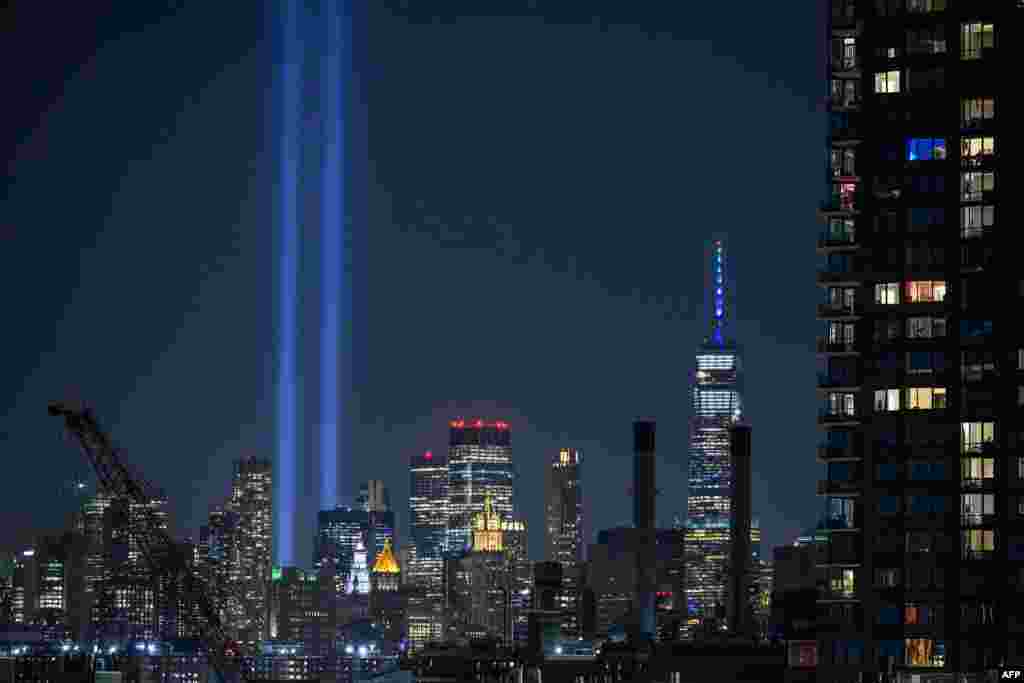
(711, 240, 726, 348)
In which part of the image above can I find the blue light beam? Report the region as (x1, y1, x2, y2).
(320, 0, 346, 512)
(275, 0, 303, 567)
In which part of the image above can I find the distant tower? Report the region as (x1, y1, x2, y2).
(545, 449, 584, 565)
(686, 240, 744, 626)
(446, 420, 514, 557)
(346, 536, 370, 596)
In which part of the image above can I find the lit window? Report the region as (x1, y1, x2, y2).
(961, 23, 995, 60)
(904, 604, 933, 625)
(961, 97, 995, 127)
(1019, 349, 1024, 371)
(962, 421, 995, 454)
(962, 529, 995, 559)
(962, 458, 995, 487)
(960, 205, 994, 239)
(875, 283, 900, 304)
(906, 138, 946, 161)
(961, 171, 995, 201)
(905, 639, 945, 667)
(907, 0, 946, 12)
(907, 387, 946, 410)
(874, 70, 901, 94)
(961, 137, 995, 166)
(961, 494, 995, 524)
(874, 389, 900, 412)
(905, 281, 946, 303)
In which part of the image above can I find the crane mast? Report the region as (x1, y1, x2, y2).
(48, 402, 243, 683)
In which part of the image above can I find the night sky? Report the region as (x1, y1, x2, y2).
(3, 1, 826, 563)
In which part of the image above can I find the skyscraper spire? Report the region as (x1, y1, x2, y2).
(710, 240, 727, 347)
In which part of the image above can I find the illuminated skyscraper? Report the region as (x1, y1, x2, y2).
(407, 451, 449, 651)
(446, 420, 514, 557)
(685, 240, 743, 626)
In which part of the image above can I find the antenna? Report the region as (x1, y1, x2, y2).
(710, 240, 727, 347)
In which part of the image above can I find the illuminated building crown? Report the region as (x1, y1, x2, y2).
(371, 538, 400, 575)
(471, 495, 504, 552)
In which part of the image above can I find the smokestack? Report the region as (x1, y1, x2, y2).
(728, 423, 753, 635)
(632, 420, 656, 642)
(633, 420, 656, 530)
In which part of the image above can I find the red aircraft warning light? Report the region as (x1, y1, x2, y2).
(474, 419, 485, 428)
(495, 420, 509, 430)
(424, 450, 433, 460)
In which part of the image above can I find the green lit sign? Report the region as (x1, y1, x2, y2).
(272, 567, 282, 582)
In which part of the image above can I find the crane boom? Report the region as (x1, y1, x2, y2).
(48, 402, 238, 683)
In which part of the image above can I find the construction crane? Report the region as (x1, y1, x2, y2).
(48, 401, 245, 683)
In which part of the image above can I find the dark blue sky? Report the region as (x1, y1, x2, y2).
(3, 1, 826, 562)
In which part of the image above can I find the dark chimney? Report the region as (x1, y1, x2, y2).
(728, 423, 753, 635)
(632, 420, 656, 530)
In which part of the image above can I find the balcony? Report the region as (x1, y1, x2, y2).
(962, 549, 995, 561)
(817, 372, 860, 390)
(819, 412, 860, 427)
(816, 269, 862, 286)
(817, 302, 860, 319)
(819, 191, 860, 215)
(817, 444, 859, 462)
(817, 479, 861, 496)
(816, 338, 858, 355)
(817, 228, 858, 250)
(960, 478, 994, 491)
(961, 512, 996, 527)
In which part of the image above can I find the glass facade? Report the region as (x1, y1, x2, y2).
(446, 421, 514, 557)
(686, 241, 743, 624)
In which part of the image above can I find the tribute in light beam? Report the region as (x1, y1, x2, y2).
(320, 0, 347, 512)
(275, 0, 303, 568)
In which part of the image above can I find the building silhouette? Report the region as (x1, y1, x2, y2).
(545, 448, 584, 639)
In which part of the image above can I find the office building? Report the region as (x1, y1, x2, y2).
(407, 450, 448, 652)
(227, 457, 272, 640)
(446, 420, 514, 557)
(818, 1, 1023, 677)
(356, 480, 396, 563)
(315, 507, 370, 594)
(686, 241, 758, 631)
(545, 448, 584, 639)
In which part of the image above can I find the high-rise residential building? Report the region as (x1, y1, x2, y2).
(686, 240, 743, 626)
(446, 420, 514, 557)
(545, 448, 584, 640)
(818, 1, 1023, 677)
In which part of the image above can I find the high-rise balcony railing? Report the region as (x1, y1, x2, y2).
(817, 302, 860, 318)
(816, 338, 858, 354)
(818, 228, 857, 249)
(817, 373, 860, 389)
(817, 444, 859, 462)
(817, 479, 861, 495)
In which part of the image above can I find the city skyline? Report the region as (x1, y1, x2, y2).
(2, 0, 826, 572)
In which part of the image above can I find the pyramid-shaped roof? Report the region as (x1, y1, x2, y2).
(371, 538, 400, 574)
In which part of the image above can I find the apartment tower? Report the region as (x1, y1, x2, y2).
(819, 0, 1022, 678)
